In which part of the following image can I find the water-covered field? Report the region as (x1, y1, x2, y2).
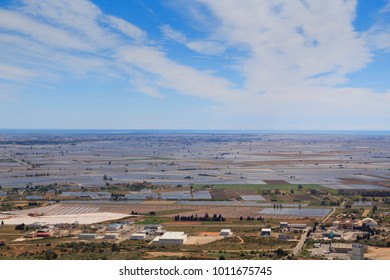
(0, 131, 389, 189)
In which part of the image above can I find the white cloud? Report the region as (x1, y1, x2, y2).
(196, 0, 370, 95)
(379, 1, 390, 14)
(0, 0, 239, 102)
(0, 9, 93, 51)
(118, 46, 241, 102)
(364, 1, 390, 53)
(106, 16, 146, 42)
(0, 63, 36, 81)
(161, 24, 225, 55)
(0, 0, 389, 129)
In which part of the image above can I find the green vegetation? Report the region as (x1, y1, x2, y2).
(135, 216, 171, 224)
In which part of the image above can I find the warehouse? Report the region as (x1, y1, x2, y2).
(260, 228, 272, 237)
(330, 243, 352, 254)
(144, 224, 163, 231)
(78, 233, 98, 240)
(104, 233, 119, 240)
(130, 232, 147, 240)
(219, 229, 233, 237)
(153, 231, 187, 245)
(279, 222, 288, 229)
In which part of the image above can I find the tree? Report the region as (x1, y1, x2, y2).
(298, 185, 303, 190)
(111, 243, 120, 252)
(275, 248, 288, 257)
(103, 174, 108, 180)
(1, 220, 4, 226)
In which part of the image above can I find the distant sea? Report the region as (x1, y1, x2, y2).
(0, 129, 390, 135)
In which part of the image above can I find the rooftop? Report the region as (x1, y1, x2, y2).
(160, 231, 187, 240)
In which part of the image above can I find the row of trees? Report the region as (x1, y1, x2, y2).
(174, 213, 226, 222)
(239, 216, 265, 221)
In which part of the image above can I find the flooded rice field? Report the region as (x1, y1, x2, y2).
(0, 132, 389, 189)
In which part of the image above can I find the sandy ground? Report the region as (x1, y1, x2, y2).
(365, 246, 390, 260)
(185, 236, 223, 245)
(0, 212, 129, 225)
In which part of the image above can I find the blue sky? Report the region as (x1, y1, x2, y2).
(0, 0, 390, 130)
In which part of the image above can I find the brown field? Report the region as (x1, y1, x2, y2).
(365, 246, 390, 260)
(224, 188, 257, 199)
(186, 236, 223, 245)
(210, 190, 230, 200)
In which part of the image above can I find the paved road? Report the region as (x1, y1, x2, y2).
(292, 227, 309, 256)
(115, 225, 144, 244)
(322, 207, 336, 223)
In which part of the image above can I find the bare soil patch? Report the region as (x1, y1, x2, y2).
(365, 246, 390, 260)
(210, 190, 229, 200)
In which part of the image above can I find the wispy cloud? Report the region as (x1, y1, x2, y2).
(161, 24, 225, 55)
(196, 0, 370, 93)
(0, 0, 389, 129)
(0, 0, 239, 101)
(364, 1, 390, 53)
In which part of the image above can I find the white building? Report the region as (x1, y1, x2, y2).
(351, 244, 364, 260)
(144, 224, 163, 231)
(279, 222, 289, 229)
(130, 232, 147, 240)
(260, 228, 272, 236)
(219, 229, 233, 237)
(153, 231, 187, 245)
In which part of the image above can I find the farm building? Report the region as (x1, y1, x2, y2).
(104, 233, 119, 240)
(260, 228, 272, 237)
(330, 243, 353, 254)
(288, 224, 307, 229)
(144, 224, 163, 231)
(219, 229, 233, 237)
(78, 233, 98, 240)
(29, 222, 47, 229)
(153, 231, 187, 245)
(130, 232, 147, 240)
(278, 234, 294, 240)
(279, 222, 288, 229)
